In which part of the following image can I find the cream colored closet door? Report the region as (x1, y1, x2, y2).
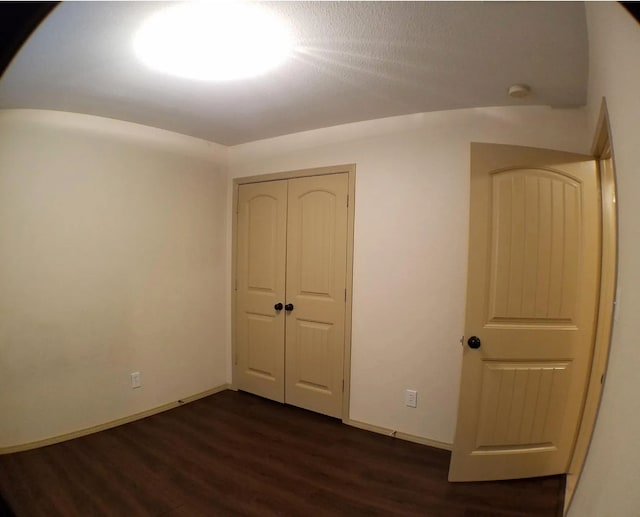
(449, 143, 601, 481)
(236, 181, 287, 403)
(284, 174, 348, 418)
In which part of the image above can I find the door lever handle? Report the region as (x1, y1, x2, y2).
(285, 303, 294, 311)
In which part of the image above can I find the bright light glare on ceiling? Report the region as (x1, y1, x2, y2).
(134, 2, 294, 81)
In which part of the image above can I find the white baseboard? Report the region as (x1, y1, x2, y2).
(0, 384, 230, 454)
(2, 387, 454, 456)
(345, 418, 453, 451)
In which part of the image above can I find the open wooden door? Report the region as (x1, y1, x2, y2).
(449, 143, 601, 481)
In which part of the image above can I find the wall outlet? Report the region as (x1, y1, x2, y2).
(130, 371, 142, 389)
(405, 389, 417, 408)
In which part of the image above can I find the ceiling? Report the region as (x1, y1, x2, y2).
(0, 1, 589, 146)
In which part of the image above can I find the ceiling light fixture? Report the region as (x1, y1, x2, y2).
(134, 2, 294, 81)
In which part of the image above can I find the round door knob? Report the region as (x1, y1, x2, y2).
(467, 336, 481, 349)
(285, 303, 294, 311)
(274, 303, 283, 311)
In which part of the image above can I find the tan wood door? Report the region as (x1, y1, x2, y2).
(235, 173, 349, 418)
(285, 174, 349, 418)
(449, 143, 601, 481)
(236, 180, 287, 403)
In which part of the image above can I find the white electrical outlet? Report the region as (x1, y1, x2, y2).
(131, 371, 142, 389)
(405, 389, 417, 408)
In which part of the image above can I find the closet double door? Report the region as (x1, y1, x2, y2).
(235, 173, 349, 418)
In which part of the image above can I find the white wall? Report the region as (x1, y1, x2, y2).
(229, 105, 591, 444)
(570, 4, 640, 515)
(0, 101, 603, 466)
(0, 110, 229, 448)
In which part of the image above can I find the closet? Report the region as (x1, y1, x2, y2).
(234, 170, 351, 418)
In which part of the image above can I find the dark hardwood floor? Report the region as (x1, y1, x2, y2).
(0, 390, 564, 516)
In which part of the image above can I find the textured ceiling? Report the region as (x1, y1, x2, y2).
(0, 1, 588, 145)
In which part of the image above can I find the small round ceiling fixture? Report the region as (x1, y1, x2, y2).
(508, 84, 531, 98)
(134, 2, 294, 81)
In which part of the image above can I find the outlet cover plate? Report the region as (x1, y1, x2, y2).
(405, 389, 417, 408)
(131, 371, 142, 389)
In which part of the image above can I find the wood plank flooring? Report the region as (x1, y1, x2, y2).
(0, 390, 564, 516)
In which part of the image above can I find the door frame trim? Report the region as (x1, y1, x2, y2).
(565, 98, 618, 514)
(231, 164, 356, 423)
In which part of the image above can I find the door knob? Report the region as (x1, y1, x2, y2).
(274, 302, 283, 311)
(285, 303, 294, 311)
(467, 336, 481, 349)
